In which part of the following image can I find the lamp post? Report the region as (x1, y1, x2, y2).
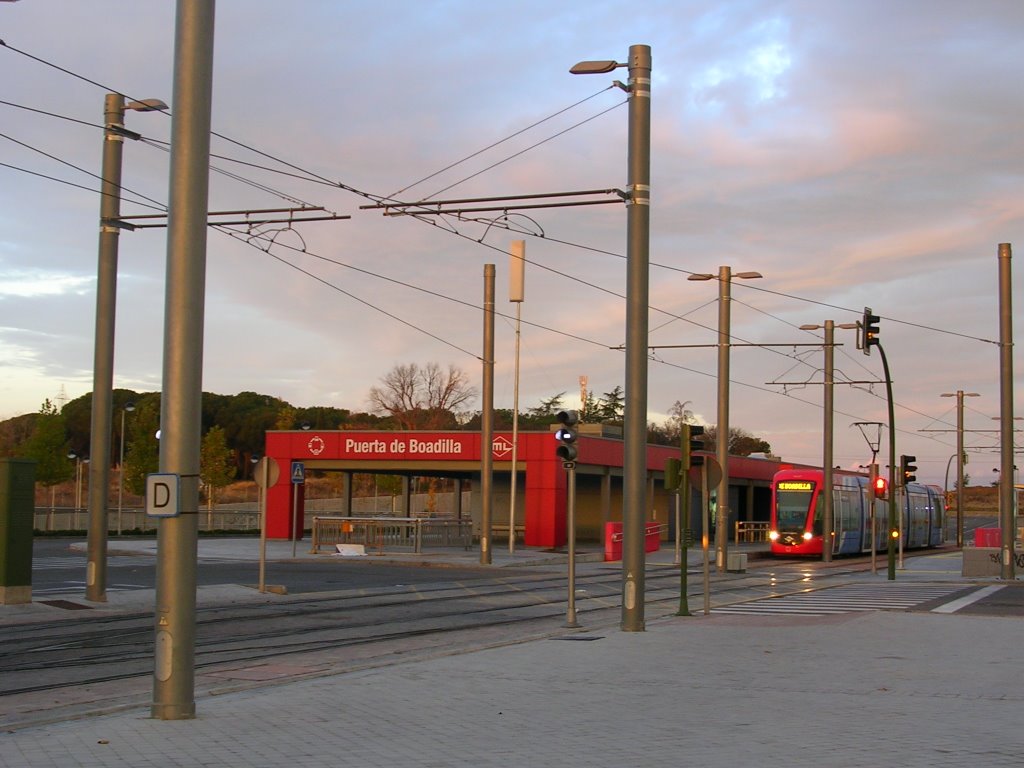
(508, 241, 525, 554)
(571, 44, 651, 632)
(800, 321, 858, 562)
(86, 94, 167, 604)
(68, 451, 88, 523)
(689, 266, 762, 571)
(940, 391, 979, 547)
(116, 401, 136, 536)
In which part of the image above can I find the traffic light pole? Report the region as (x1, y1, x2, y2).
(565, 462, 579, 628)
(878, 343, 898, 581)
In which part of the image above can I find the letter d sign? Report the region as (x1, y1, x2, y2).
(146, 473, 181, 518)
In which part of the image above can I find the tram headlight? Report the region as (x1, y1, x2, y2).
(769, 530, 779, 541)
(802, 531, 813, 541)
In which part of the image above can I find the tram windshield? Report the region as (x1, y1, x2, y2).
(775, 482, 815, 530)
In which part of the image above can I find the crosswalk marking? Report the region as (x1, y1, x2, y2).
(713, 583, 965, 617)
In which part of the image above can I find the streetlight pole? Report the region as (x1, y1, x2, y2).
(800, 321, 859, 562)
(508, 241, 525, 555)
(570, 44, 651, 632)
(117, 401, 135, 536)
(940, 390, 979, 548)
(689, 266, 762, 571)
(85, 94, 166, 604)
(996, 243, 1015, 580)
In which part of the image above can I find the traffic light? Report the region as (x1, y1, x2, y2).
(664, 458, 681, 491)
(900, 454, 917, 484)
(861, 307, 880, 355)
(869, 463, 887, 499)
(682, 424, 705, 470)
(554, 410, 579, 463)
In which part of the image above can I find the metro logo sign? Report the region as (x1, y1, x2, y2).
(491, 436, 513, 458)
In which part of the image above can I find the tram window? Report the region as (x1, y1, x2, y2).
(776, 485, 815, 529)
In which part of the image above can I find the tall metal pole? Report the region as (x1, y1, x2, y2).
(565, 464, 579, 628)
(480, 264, 495, 565)
(621, 44, 651, 633)
(879, 344, 898, 580)
(715, 265, 731, 572)
(508, 241, 525, 554)
(84, 93, 127, 603)
(941, 390, 980, 548)
(152, 0, 215, 721)
(117, 405, 133, 536)
(822, 320, 835, 563)
(997, 243, 1015, 580)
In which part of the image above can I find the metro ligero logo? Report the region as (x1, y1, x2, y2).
(492, 436, 513, 458)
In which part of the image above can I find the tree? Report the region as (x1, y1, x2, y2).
(700, 426, 771, 457)
(123, 399, 161, 495)
(597, 386, 624, 423)
(200, 426, 236, 508)
(528, 392, 566, 419)
(368, 363, 476, 429)
(21, 399, 72, 490)
(661, 400, 694, 443)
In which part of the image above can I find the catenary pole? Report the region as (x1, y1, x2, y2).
(151, 0, 215, 721)
(621, 44, 651, 633)
(84, 93, 127, 603)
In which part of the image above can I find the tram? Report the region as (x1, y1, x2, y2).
(769, 468, 945, 557)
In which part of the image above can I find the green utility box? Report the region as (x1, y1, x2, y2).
(0, 458, 36, 605)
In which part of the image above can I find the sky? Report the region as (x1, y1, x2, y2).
(1, 0, 1021, 487)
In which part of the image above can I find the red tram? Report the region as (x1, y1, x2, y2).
(770, 468, 945, 557)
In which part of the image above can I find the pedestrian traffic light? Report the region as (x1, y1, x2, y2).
(682, 424, 705, 470)
(664, 458, 681, 491)
(861, 307, 880, 355)
(554, 409, 579, 463)
(900, 454, 917, 484)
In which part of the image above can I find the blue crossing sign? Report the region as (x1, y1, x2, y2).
(291, 461, 305, 485)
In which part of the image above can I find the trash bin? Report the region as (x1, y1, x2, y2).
(0, 458, 36, 605)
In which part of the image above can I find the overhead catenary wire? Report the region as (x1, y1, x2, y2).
(0, 38, 988, 442)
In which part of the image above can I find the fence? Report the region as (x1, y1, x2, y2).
(309, 516, 473, 554)
(735, 520, 770, 543)
(34, 507, 260, 534)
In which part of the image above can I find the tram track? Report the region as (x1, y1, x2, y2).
(0, 558, 878, 702)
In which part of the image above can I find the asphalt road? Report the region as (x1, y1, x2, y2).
(30, 537, 526, 595)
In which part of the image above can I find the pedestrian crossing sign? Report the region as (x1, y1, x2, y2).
(291, 461, 305, 484)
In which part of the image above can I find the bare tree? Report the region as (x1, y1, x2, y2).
(368, 363, 477, 429)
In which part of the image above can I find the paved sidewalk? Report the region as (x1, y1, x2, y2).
(2, 605, 1020, 767)
(4, 541, 1021, 767)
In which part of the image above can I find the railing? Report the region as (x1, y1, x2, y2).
(34, 507, 260, 534)
(735, 520, 770, 543)
(310, 516, 473, 554)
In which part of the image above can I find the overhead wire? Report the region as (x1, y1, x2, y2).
(0, 38, 987, 438)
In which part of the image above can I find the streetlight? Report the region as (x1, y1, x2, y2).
(941, 391, 980, 547)
(86, 94, 167, 604)
(117, 401, 136, 536)
(800, 321, 858, 562)
(571, 44, 651, 632)
(689, 266, 762, 571)
(508, 240, 525, 555)
(67, 451, 88, 527)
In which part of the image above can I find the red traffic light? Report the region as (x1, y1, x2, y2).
(873, 476, 888, 499)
